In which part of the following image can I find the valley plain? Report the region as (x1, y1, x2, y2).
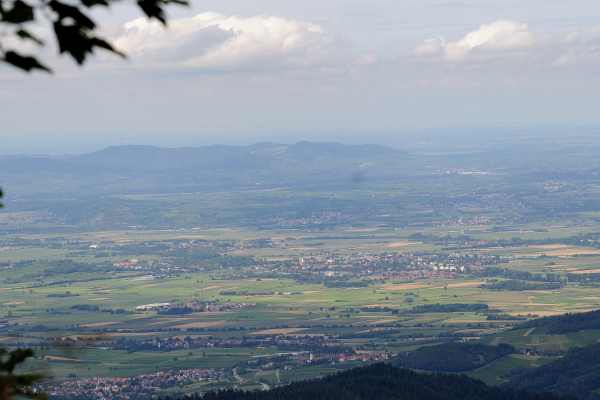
(3, 134, 600, 398)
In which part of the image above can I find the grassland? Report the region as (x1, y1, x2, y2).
(2, 215, 600, 393)
(5, 139, 600, 395)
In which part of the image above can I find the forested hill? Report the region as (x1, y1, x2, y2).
(394, 342, 515, 372)
(0, 142, 408, 202)
(515, 309, 600, 334)
(504, 342, 600, 400)
(178, 363, 575, 400)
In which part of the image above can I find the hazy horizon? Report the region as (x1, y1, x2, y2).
(3, 124, 600, 155)
(2, 0, 599, 154)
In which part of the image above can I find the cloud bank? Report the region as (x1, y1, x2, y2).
(112, 12, 350, 70)
(409, 20, 598, 65)
(109, 15, 600, 74)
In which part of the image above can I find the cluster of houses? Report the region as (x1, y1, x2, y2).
(36, 351, 395, 398)
(406, 217, 491, 227)
(256, 212, 360, 228)
(183, 301, 256, 312)
(236, 251, 496, 282)
(37, 368, 228, 399)
(135, 301, 256, 312)
(250, 351, 396, 371)
(100, 235, 510, 285)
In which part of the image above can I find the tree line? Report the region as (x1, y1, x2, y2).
(478, 280, 563, 291)
(516, 309, 600, 334)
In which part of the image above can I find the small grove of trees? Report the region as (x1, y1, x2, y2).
(475, 267, 562, 282)
(407, 303, 489, 314)
(479, 280, 562, 291)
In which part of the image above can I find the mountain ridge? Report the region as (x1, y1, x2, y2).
(0, 141, 409, 204)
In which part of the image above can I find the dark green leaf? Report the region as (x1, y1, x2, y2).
(80, 0, 109, 7)
(54, 22, 124, 64)
(1, 0, 34, 24)
(16, 29, 44, 45)
(1, 348, 48, 400)
(49, 0, 95, 29)
(53, 22, 90, 64)
(137, 0, 166, 24)
(3, 51, 52, 72)
(89, 38, 125, 57)
(136, 0, 187, 22)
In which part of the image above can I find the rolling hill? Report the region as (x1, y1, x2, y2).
(0, 142, 408, 204)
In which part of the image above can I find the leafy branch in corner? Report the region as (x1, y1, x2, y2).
(0, 0, 187, 72)
(0, 348, 47, 400)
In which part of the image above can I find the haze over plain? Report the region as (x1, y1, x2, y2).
(1, 0, 599, 154)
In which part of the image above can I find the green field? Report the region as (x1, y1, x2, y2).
(467, 354, 556, 385)
(5, 137, 600, 395)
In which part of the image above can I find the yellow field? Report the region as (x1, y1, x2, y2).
(521, 245, 600, 257)
(386, 242, 416, 247)
(249, 328, 308, 335)
(82, 321, 120, 327)
(571, 269, 600, 274)
(174, 320, 232, 330)
(44, 356, 83, 361)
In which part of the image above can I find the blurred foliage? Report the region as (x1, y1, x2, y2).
(0, 348, 47, 400)
(0, 0, 188, 72)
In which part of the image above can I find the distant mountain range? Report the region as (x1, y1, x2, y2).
(0, 142, 409, 203)
(1, 141, 405, 173)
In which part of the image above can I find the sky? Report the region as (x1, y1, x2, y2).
(1, 0, 600, 154)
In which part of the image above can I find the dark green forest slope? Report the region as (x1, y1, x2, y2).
(177, 363, 574, 400)
(394, 342, 515, 372)
(504, 343, 600, 400)
(515, 310, 600, 334)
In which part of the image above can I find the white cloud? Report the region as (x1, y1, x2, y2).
(549, 28, 600, 66)
(443, 21, 546, 60)
(408, 20, 599, 64)
(112, 12, 350, 70)
(412, 37, 447, 57)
